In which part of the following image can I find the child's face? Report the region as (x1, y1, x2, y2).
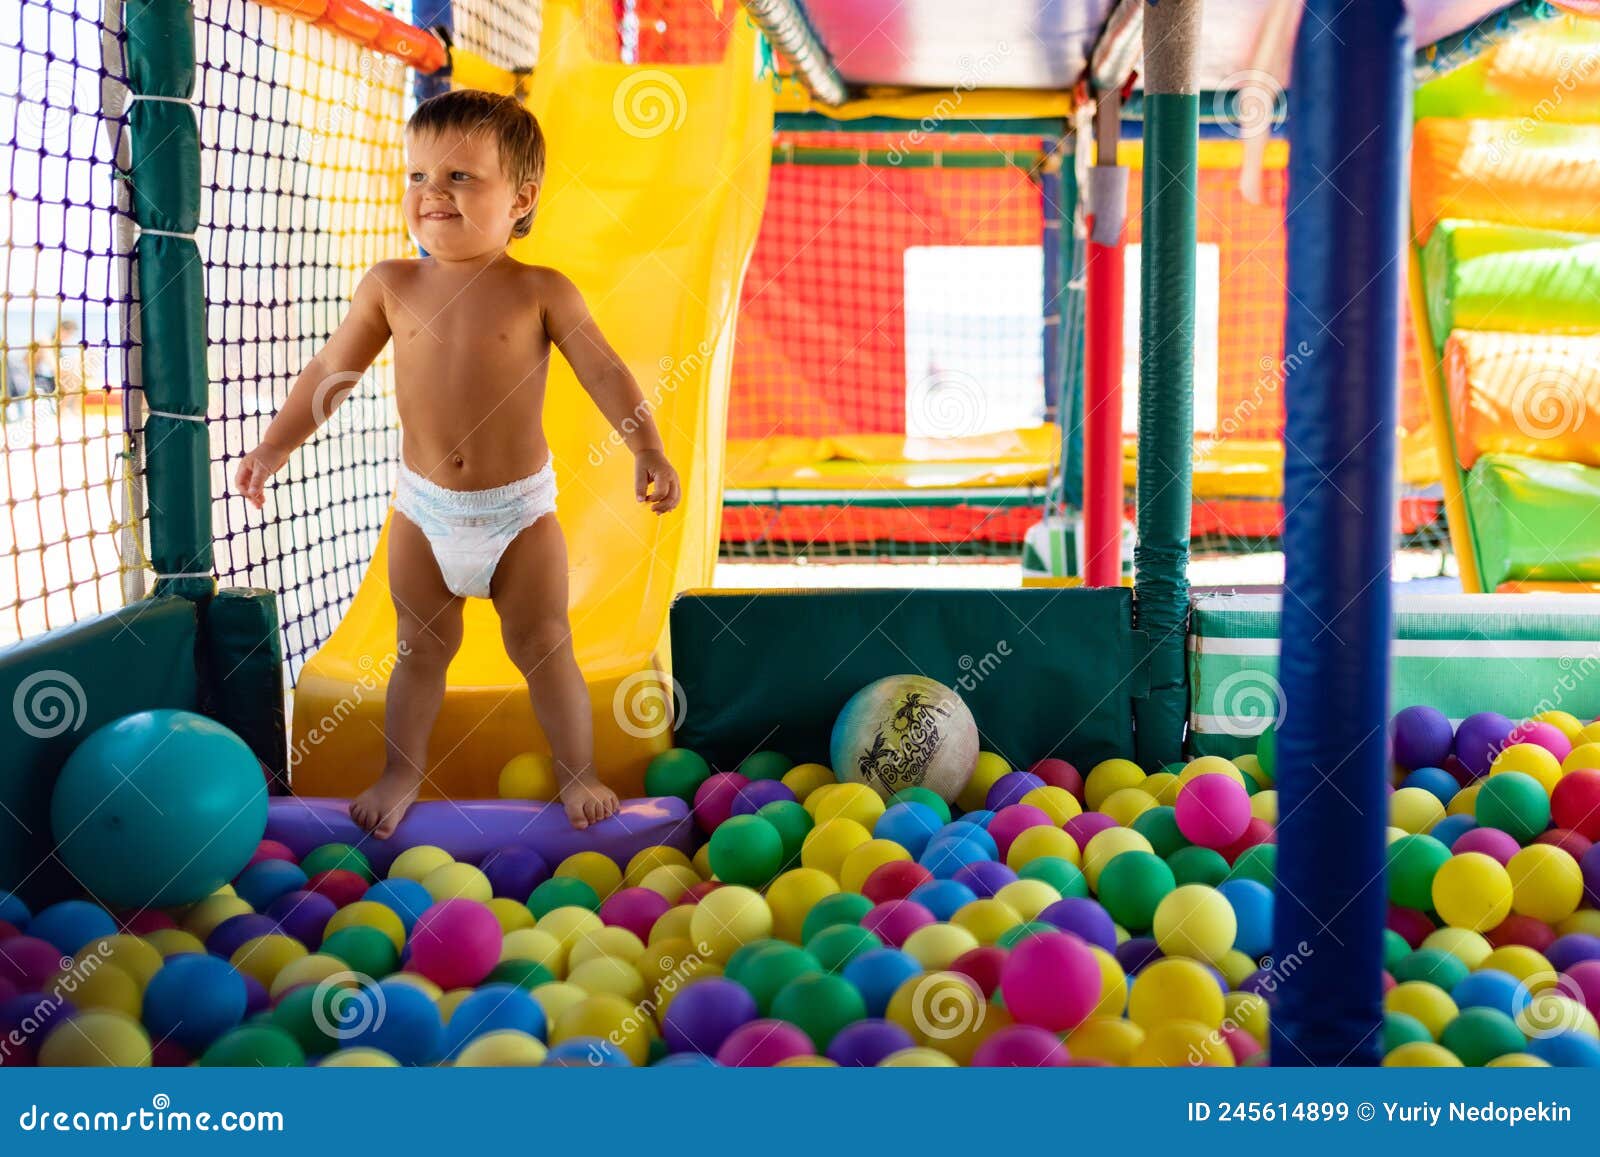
(403, 127, 537, 259)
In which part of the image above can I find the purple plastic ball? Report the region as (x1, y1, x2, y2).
(1038, 897, 1116, 952)
(825, 1018, 916, 1066)
(986, 772, 1046, 812)
(1582, 844, 1600, 907)
(240, 973, 271, 1017)
(0, 991, 73, 1045)
(265, 890, 337, 950)
(730, 780, 797, 816)
(1453, 712, 1516, 779)
(1238, 969, 1277, 1001)
(205, 913, 279, 960)
(1114, 936, 1162, 975)
(479, 846, 551, 901)
(1063, 812, 1119, 850)
(1548, 934, 1600, 973)
(1391, 705, 1455, 772)
(662, 977, 757, 1056)
(1453, 827, 1520, 865)
(953, 861, 1019, 899)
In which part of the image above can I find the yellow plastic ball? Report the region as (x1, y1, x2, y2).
(951, 899, 1022, 947)
(1068, 1016, 1145, 1065)
(1082, 828, 1153, 891)
(453, 1029, 548, 1066)
(815, 782, 887, 830)
(1129, 958, 1225, 1029)
(1480, 946, 1557, 991)
(692, 843, 714, 881)
(551, 994, 653, 1065)
(144, 928, 206, 958)
(501, 928, 566, 975)
(1216, 950, 1257, 990)
(1225, 991, 1269, 1042)
(487, 897, 537, 934)
(182, 894, 253, 939)
(229, 934, 307, 990)
(385, 973, 443, 1001)
(1100, 787, 1156, 827)
(650, 905, 696, 945)
(1006, 825, 1080, 871)
(801, 782, 840, 819)
(689, 886, 772, 962)
(1178, 756, 1247, 788)
(38, 1010, 152, 1067)
(958, 752, 1013, 812)
(1491, 743, 1562, 795)
(1131, 1019, 1235, 1066)
(74, 935, 163, 991)
(1533, 711, 1585, 742)
(1090, 946, 1128, 1019)
(1021, 786, 1082, 826)
(765, 868, 840, 943)
(536, 907, 604, 953)
(1578, 721, 1600, 746)
(638, 864, 701, 902)
(1235, 753, 1271, 788)
(270, 953, 357, 1000)
(1563, 742, 1600, 775)
(878, 1046, 959, 1067)
(498, 751, 559, 801)
(781, 763, 837, 803)
(775, 1054, 836, 1067)
(568, 926, 646, 970)
(1248, 790, 1278, 825)
(1086, 758, 1146, 810)
(1486, 1052, 1550, 1068)
(1390, 787, 1446, 834)
(1420, 927, 1492, 969)
(1559, 909, 1600, 938)
(323, 900, 407, 952)
(529, 981, 589, 1027)
(903, 923, 982, 970)
(1432, 852, 1513, 932)
(1385, 981, 1458, 1039)
(1383, 1041, 1462, 1067)
(1152, 885, 1236, 963)
(1448, 782, 1482, 817)
(388, 844, 453, 883)
(801, 818, 873, 880)
(1508, 844, 1583, 922)
(624, 845, 694, 888)
(320, 1047, 400, 1067)
(886, 971, 985, 1043)
(993, 879, 1060, 922)
(554, 851, 623, 900)
(840, 839, 912, 894)
(421, 862, 492, 904)
(1517, 993, 1598, 1040)
(566, 956, 646, 1003)
(49, 961, 140, 1017)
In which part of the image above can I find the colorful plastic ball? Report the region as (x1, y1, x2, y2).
(799, 892, 873, 944)
(323, 900, 407, 954)
(1550, 768, 1600, 841)
(408, 899, 502, 989)
(694, 772, 751, 834)
(440, 984, 546, 1060)
(1399, 766, 1457, 807)
(840, 839, 912, 894)
(1174, 774, 1250, 849)
(229, 934, 308, 990)
(1063, 811, 1119, 850)
(645, 748, 712, 803)
(319, 925, 399, 980)
(1567, 742, 1600, 775)
(957, 752, 1012, 813)
(770, 971, 866, 1050)
(781, 763, 836, 803)
(888, 786, 953, 824)
(1153, 885, 1236, 963)
(1439, 1007, 1525, 1066)
(1454, 826, 1521, 864)
(1454, 969, 1533, 1021)
(1022, 785, 1083, 826)
(844, 948, 923, 1017)
(1382, 1040, 1462, 1067)
(955, 810, 995, 828)
(1216, 878, 1273, 959)
(548, 993, 651, 1065)
(809, 924, 884, 972)
(0, 894, 27, 935)
(1386, 981, 1459, 1039)
(1391, 948, 1469, 991)
(1038, 897, 1116, 952)
(1392, 705, 1455, 771)
(52, 711, 267, 909)
(756, 800, 813, 868)
(951, 861, 1017, 900)
(1005, 826, 1081, 874)
(1527, 1030, 1600, 1067)
(1433, 852, 1514, 932)
(245, 839, 297, 869)
(986, 772, 1046, 813)
(998, 930, 1099, 1032)
(765, 868, 840, 943)
(1166, 847, 1229, 888)
(715, 1018, 815, 1066)
(825, 1018, 916, 1066)
(899, 924, 976, 971)
(737, 942, 820, 1013)
(907, 879, 978, 923)
(27, 901, 117, 956)
(1454, 712, 1516, 779)
(660, 976, 755, 1054)
(1385, 833, 1451, 911)
(387, 845, 452, 883)
(38, 1010, 152, 1067)
(306, 869, 370, 908)
(994, 880, 1062, 923)
(1131, 807, 1190, 859)
(1491, 743, 1563, 797)
(1115, 936, 1162, 976)
(497, 752, 559, 802)
(707, 815, 785, 887)
(420, 862, 491, 905)
(450, 1030, 547, 1067)
(1384, 1010, 1435, 1053)
(197, 1023, 305, 1067)
(1127, 957, 1226, 1030)
(475, 847, 550, 903)
(739, 750, 794, 782)
(327, 979, 440, 1066)
(813, 782, 888, 831)
(1030, 757, 1082, 797)
(872, 802, 943, 860)
(1226, 844, 1276, 887)
(861, 900, 935, 949)
(1085, 760, 1145, 810)
(299, 842, 372, 882)
(690, 886, 773, 963)
(731, 780, 796, 818)
(862, 861, 934, 906)
(1507, 844, 1583, 922)
(541, 1036, 632, 1067)
(1095, 851, 1175, 934)
(593, 886, 668, 944)
(526, 877, 600, 919)
(233, 860, 308, 912)
(205, 913, 278, 961)
(1390, 786, 1446, 835)
(966, 1023, 1069, 1067)
(801, 818, 873, 879)
(1548, 933, 1600, 972)
(987, 804, 1053, 860)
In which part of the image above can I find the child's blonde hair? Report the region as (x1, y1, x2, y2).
(407, 90, 546, 239)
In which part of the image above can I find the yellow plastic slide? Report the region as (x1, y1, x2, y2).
(290, 0, 774, 801)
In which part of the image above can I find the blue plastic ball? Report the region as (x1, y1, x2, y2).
(1400, 766, 1459, 806)
(442, 984, 546, 1059)
(873, 803, 943, 860)
(0, 890, 30, 930)
(931, 823, 998, 860)
(545, 1037, 632, 1067)
(360, 879, 434, 932)
(653, 1052, 719, 1067)
(1529, 1030, 1600, 1067)
(233, 860, 308, 912)
(1429, 814, 1477, 850)
(920, 836, 994, 880)
(142, 954, 249, 1053)
(954, 810, 995, 828)
(1217, 879, 1274, 959)
(338, 980, 443, 1066)
(907, 879, 978, 922)
(27, 900, 117, 955)
(843, 948, 922, 1018)
(1451, 970, 1532, 1021)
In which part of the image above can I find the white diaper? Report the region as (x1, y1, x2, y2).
(392, 460, 558, 599)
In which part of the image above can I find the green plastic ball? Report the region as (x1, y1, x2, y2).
(1383, 1010, 1434, 1053)
(889, 786, 952, 825)
(756, 801, 813, 867)
(1392, 948, 1470, 991)
(1096, 850, 1176, 932)
(708, 815, 785, 887)
(1227, 844, 1277, 888)
(799, 892, 873, 944)
(487, 959, 556, 991)
(1383, 929, 1412, 972)
(1017, 857, 1089, 898)
(1439, 1007, 1526, 1066)
(1474, 772, 1551, 844)
(770, 972, 866, 1050)
(300, 842, 373, 882)
(527, 877, 600, 918)
(738, 751, 794, 781)
(269, 984, 342, 1057)
(723, 939, 785, 987)
(1256, 727, 1276, 782)
(1166, 846, 1231, 888)
(995, 921, 1056, 950)
(644, 748, 712, 803)
(806, 924, 882, 972)
(320, 926, 399, 979)
(1386, 834, 1451, 910)
(738, 943, 821, 1014)
(1131, 807, 1191, 859)
(199, 1025, 306, 1067)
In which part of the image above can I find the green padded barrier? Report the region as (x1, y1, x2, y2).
(1188, 592, 1600, 760)
(1422, 220, 1600, 343)
(1467, 453, 1600, 589)
(0, 597, 202, 903)
(204, 589, 288, 788)
(669, 588, 1146, 774)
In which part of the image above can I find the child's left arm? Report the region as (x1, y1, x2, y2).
(543, 271, 680, 514)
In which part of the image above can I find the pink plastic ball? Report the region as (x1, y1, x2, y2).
(1029, 758, 1083, 799)
(0, 921, 19, 941)
(1452, 827, 1520, 864)
(714, 1019, 815, 1066)
(1174, 775, 1251, 849)
(1508, 720, 1573, 764)
(987, 804, 1054, 859)
(0, 937, 65, 990)
(1063, 812, 1117, 849)
(1386, 904, 1436, 949)
(246, 839, 298, 868)
(971, 1024, 1072, 1067)
(1222, 1024, 1262, 1064)
(860, 900, 936, 948)
(1563, 960, 1600, 1018)
(693, 772, 751, 834)
(407, 899, 502, 989)
(599, 886, 672, 941)
(998, 931, 1101, 1032)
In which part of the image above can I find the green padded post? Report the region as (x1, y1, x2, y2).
(126, 0, 213, 601)
(1057, 137, 1086, 511)
(1133, 0, 1201, 768)
(205, 590, 289, 787)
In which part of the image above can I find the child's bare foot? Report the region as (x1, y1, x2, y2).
(350, 765, 424, 839)
(561, 769, 619, 830)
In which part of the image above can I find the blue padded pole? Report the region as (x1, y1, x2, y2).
(413, 0, 453, 102)
(1271, 0, 1411, 1067)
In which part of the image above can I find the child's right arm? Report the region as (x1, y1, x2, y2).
(234, 268, 393, 509)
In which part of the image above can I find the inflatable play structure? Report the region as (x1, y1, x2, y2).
(7, 0, 1600, 1070)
